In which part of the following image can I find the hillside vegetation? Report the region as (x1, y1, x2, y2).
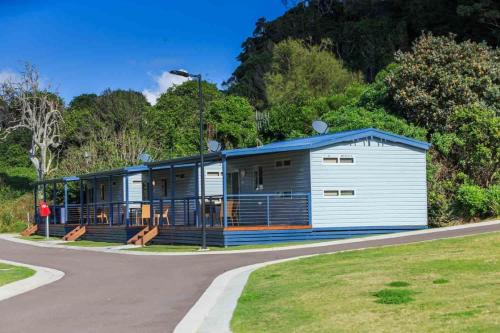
(0, 1, 498, 232)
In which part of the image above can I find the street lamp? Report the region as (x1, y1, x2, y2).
(169, 69, 208, 250)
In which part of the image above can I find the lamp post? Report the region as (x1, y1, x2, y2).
(169, 69, 207, 250)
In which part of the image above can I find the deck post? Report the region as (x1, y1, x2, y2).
(194, 162, 199, 227)
(170, 165, 176, 226)
(63, 181, 68, 224)
(222, 156, 228, 228)
(52, 183, 57, 224)
(108, 175, 113, 226)
(93, 176, 97, 224)
(266, 194, 270, 226)
(308, 192, 312, 226)
(33, 184, 38, 224)
(125, 174, 130, 226)
(79, 180, 83, 225)
(148, 168, 154, 227)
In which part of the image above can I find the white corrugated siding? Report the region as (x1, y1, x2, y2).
(310, 138, 427, 227)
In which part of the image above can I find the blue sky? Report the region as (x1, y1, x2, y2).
(0, 1, 287, 104)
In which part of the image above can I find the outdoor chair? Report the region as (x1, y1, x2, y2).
(220, 200, 239, 226)
(97, 209, 109, 224)
(139, 204, 151, 225)
(154, 205, 170, 225)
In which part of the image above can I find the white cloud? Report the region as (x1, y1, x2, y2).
(142, 71, 190, 105)
(0, 70, 19, 84)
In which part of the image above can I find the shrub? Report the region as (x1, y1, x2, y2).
(487, 185, 500, 217)
(456, 184, 489, 218)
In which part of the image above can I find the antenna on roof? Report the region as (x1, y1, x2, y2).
(312, 120, 329, 134)
(207, 140, 222, 153)
(138, 153, 153, 163)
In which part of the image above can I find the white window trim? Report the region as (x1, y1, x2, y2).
(322, 154, 356, 165)
(206, 171, 221, 177)
(322, 188, 357, 198)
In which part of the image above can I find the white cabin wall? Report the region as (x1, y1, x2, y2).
(310, 138, 427, 228)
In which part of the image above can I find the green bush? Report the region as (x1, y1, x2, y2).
(486, 185, 500, 217)
(456, 185, 489, 218)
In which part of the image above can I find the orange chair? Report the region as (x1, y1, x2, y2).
(154, 205, 170, 225)
(220, 200, 239, 226)
(97, 209, 109, 224)
(138, 204, 151, 225)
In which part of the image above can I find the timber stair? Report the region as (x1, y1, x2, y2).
(127, 226, 158, 246)
(63, 226, 86, 241)
(21, 224, 38, 237)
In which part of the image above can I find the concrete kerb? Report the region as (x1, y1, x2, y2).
(174, 220, 500, 332)
(0, 259, 64, 302)
(1, 220, 499, 256)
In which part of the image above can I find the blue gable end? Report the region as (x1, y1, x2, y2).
(223, 128, 430, 158)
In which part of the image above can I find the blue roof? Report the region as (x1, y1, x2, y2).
(222, 128, 429, 158)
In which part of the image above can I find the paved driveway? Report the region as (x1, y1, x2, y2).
(1, 222, 499, 333)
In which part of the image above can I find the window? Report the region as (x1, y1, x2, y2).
(339, 155, 354, 164)
(161, 179, 168, 197)
(206, 171, 221, 177)
(275, 159, 291, 168)
(324, 189, 356, 197)
(323, 157, 338, 164)
(324, 190, 339, 197)
(100, 184, 105, 200)
(254, 166, 263, 190)
(323, 155, 355, 164)
(176, 173, 185, 179)
(340, 190, 355, 196)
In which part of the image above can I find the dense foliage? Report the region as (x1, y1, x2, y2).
(0, 1, 498, 232)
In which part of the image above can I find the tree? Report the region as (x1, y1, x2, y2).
(0, 64, 63, 180)
(265, 39, 362, 107)
(145, 80, 221, 158)
(206, 96, 258, 149)
(386, 33, 499, 133)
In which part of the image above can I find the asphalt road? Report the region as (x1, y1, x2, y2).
(1, 222, 499, 333)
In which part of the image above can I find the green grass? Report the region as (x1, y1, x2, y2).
(62, 240, 122, 247)
(0, 263, 35, 287)
(125, 240, 329, 253)
(231, 232, 500, 333)
(19, 235, 60, 241)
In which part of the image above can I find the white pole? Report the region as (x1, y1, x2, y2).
(45, 216, 49, 240)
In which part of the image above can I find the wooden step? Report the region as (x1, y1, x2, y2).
(63, 226, 86, 241)
(20, 224, 38, 237)
(128, 226, 158, 246)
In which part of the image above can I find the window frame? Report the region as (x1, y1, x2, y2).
(274, 159, 292, 169)
(100, 183, 105, 201)
(254, 166, 264, 191)
(323, 189, 356, 198)
(322, 154, 355, 165)
(206, 171, 221, 177)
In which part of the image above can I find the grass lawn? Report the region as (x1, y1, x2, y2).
(231, 232, 500, 333)
(19, 235, 60, 241)
(0, 263, 35, 287)
(62, 240, 122, 247)
(125, 240, 328, 253)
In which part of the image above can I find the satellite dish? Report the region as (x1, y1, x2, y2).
(207, 140, 222, 153)
(312, 120, 329, 134)
(138, 153, 153, 163)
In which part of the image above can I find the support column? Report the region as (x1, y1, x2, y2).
(52, 183, 57, 224)
(93, 177, 97, 224)
(108, 175, 113, 226)
(79, 180, 84, 225)
(125, 174, 130, 226)
(222, 156, 228, 228)
(148, 168, 154, 226)
(63, 181, 68, 224)
(170, 165, 175, 226)
(33, 184, 38, 224)
(194, 162, 200, 227)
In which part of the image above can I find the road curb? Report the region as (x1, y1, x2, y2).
(1, 220, 498, 256)
(174, 220, 500, 332)
(0, 259, 64, 302)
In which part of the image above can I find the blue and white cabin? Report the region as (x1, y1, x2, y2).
(33, 128, 429, 246)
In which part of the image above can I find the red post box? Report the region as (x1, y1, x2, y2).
(39, 201, 52, 217)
